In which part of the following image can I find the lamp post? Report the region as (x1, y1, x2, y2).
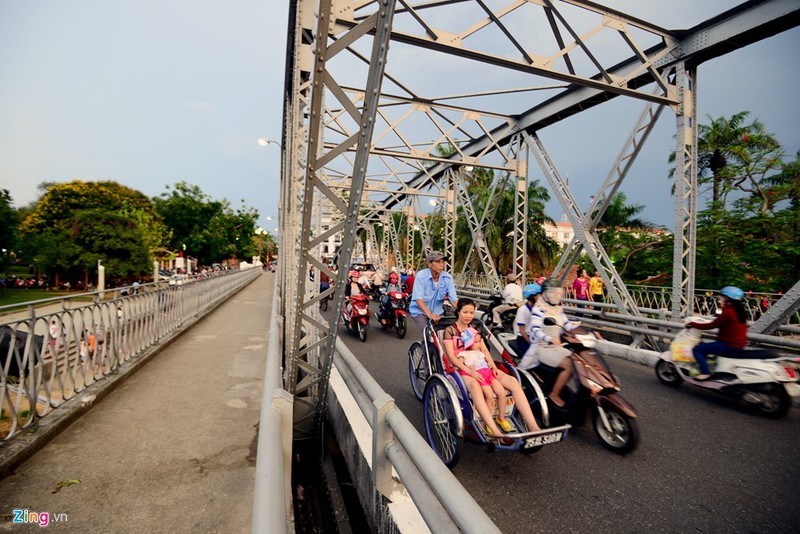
(255, 227, 267, 264)
(257, 138, 279, 148)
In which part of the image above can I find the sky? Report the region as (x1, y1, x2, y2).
(1, 1, 798, 232)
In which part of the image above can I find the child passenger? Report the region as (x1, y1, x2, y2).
(457, 328, 513, 433)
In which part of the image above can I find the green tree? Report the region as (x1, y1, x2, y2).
(659, 114, 798, 291)
(594, 192, 668, 278)
(19, 181, 168, 283)
(453, 173, 558, 275)
(670, 112, 782, 214)
(153, 181, 259, 266)
(0, 189, 20, 272)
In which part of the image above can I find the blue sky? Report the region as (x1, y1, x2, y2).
(1, 1, 797, 231)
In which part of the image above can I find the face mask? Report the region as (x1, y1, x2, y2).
(544, 288, 563, 306)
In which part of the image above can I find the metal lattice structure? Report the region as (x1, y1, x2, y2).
(281, 0, 800, 435)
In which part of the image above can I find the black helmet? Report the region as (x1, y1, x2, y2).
(541, 278, 560, 292)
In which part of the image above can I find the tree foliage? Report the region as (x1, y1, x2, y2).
(18, 181, 169, 280)
(595, 192, 669, 279)
(657, 113, 799, 292)
(153, 181, 259, 265)
(0, 189, 20, 271)
(452, 171, 559, 275)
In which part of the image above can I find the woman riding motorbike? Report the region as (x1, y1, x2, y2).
(379, 272, 404, 325)
(687, 286, 748, 381)
(517, 278, 581, 408)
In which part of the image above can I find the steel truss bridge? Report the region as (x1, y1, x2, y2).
(275, 0, 800, 438)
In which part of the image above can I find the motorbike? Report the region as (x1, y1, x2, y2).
(656, 326, 800, 419)
(488, 320, 639, 454)
(375, 289, 408, 339)
(484, 294, 517, 333)
(342, 293, 370, 342)
(369, 283, 384, 302)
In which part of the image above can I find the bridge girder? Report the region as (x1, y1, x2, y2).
(281, 0, 800, 435)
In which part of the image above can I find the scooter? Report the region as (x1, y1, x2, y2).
(656, 326, 800, 419)
(487, 321, 639, 454)
(375, 289, 408, 339)
(484, 294, 517, 333)
(342, 294, 370, 342)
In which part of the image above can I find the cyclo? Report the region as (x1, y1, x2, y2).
(407, 315, 570, 468)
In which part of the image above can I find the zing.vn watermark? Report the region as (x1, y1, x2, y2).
(11, 509, 68, 527)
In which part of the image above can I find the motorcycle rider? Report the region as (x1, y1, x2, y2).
(518, 278, 581, 408)
(379, 271, 404, 325)
(687, 286, 748, 381)
(371, 269, 385, 298)
(344, 271, 368, 316)
(513, 283, 542, 357)
(492, 273, 524, 329)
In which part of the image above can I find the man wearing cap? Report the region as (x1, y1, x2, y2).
(492, 272, 524, 329)
(409, 251, 458, 335)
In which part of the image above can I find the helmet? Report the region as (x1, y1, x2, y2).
(349, 271, 359, 279)
(523, 283, 541, 299)
(720, 286, 744, 301)
(541, 278, 563, 306)
(541, 278, 560, 291)
(389, 272, 399, 282)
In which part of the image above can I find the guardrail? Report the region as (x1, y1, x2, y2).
(251, 277, 292, 534)
(250, 281, 500, 532)
(458, 287, 799, 353)
(453, 276, 798, 328)
(332, 337, 501, 533)
(0, 268, 262, 444)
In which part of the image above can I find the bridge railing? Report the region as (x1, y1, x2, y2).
(0, 268, 262, 444)
(456, 278, 798, 338)
(331, 337, 501, 533)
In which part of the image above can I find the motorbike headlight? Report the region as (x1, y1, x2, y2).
(359, 308, 368, 315)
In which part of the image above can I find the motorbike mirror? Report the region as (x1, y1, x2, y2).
(543, 317, 557, 326)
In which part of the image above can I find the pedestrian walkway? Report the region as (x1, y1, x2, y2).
(0, 273, 274, 533)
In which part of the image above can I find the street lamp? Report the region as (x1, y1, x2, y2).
(257, 138, 279, 148)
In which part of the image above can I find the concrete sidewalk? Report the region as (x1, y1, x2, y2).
(0, 273, 274, 533)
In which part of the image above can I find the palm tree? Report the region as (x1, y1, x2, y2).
(598, 192, 650, 229)
(454, 175, 557, 275)
(669, 112, 781, 215)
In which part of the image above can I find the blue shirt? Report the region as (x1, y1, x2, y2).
(409, 268, 458, 318)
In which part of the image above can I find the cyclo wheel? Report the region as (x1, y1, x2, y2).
(423, 374, 464, 469)
(408, 342, 429, 401)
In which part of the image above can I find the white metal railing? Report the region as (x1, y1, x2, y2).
(251, 276, 292, 534)
(250, 280, 500, 532)
(458, 282, 798, 344)
(332, 338, 501, 533)
(0, 269, 261, 444)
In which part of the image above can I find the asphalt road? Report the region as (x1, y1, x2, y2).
(332, 301, 800, 534)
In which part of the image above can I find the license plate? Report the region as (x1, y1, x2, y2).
(523, 431, 565, 448)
